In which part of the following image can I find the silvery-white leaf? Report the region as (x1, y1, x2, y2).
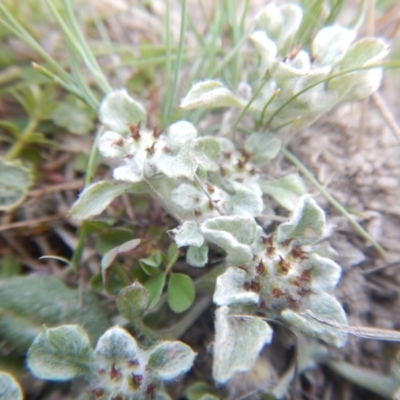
(312, 26, 356, 67)
(287, 50, 310, 72)
(281, 292, 347, 347)
(276, 195, 325, 245)
(173, 220, 204, 248)
(148, 341, 196, 380)
(155, 142, 197, 180)
(99, 89, 146, 134)
(276, 4, 303, 54)
(249, 31, 277, 76)
(214, 267, 259, 306)
(226, 182, 263, 217)
(255, 3, 283, 42)
(259, 173, 307, 211)
(98, 130, 132, 158)
(201, 216, 258, 265)
(213, 306, 273, 383)
(95, 326, 139, 361)
(171, 183, 206, 211)
(244, 132, 281, 164)
(113, 160, 144, 183)
(304, 254, 342, 293)
(193, 137, 220, 171)
(166, 120, 197, 152)
(180, 80, 245, 110)
(186, 243, 209, 267)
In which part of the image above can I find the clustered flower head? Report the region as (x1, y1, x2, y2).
(91, 86, 348, 384)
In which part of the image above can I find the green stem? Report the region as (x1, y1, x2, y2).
(281, 147, 385, 255)
(265, 62, 400, 130)
(0, 66, 20, 85)
(71, 223, 88, 270)
(5, 117, 38, 160)
(326, 359, 398, 399)
(232, 78, 268, 131)
(255, 89, 280, 130)
(70, 127, 104, 270)
(85, 126, 103, 186)
(144, 263, 225, 340)
(165, 249, 180, 273)
(157, 295, 213, 340)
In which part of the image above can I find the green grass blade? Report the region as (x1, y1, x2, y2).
(163, 0, 172, 123)
(61, 0, 112, 94)
(0, 4, 73, 84)
(67, 48, 99, 112)
(163, 0, 188, 125)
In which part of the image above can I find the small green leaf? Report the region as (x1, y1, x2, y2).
(0, 371, 23, 400)
(140, 250, 163, 269)
(69, 181, 135, 220)
(99, 89, 146, 134)
(213, 306, 273, 383)
(180, 80, 245, 110)
(81, 220, 110, 235)
(185, 381, 219, 400)
(145, 272, 167, 310)
(116, 281, 149, 324)
(276, 195, 325, 245)
(140, 262, 158, 276)
(0, 159, 33, 211)
(27, 325, 94, 380)
(0, 255, 22, 279)
(166, 243, 179, 264)
(89, 273, 103, 292)
(167, 273, 195, 313)
(148, 341, 196, 380)
(95, 326, 139, 361)
(96, 228, 134, 255)
(0, 120, 20, 138)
